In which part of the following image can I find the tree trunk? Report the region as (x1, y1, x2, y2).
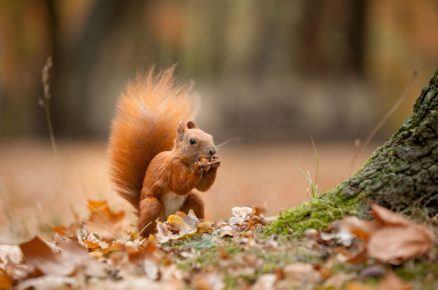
(268, 69, 438, 236)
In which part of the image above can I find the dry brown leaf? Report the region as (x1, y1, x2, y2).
(127, 242, 157, 264)
(52, 224, 79, 238)
(345, 281, 375, 290)
(15, 276, 78, 290)
(371, 204, 411, 227)
(283, 263, 321, 284)
(346, 248, 368, 265)
(100, 242, 124, 255)
(82, 239, 101, 250)
(89, 277, 178, 290)
(0, 268, 12, 290)
(379, 271, 412, 290)
(340, 204, 433, 265)
(192, 273, 224, 290)
(218, 247, 230, 260)
(87, 200, 125, 225)
(254, 206, 267, 216)
(368, 225, 432, 265)
(322, 272, 355, 289)
(252, 274, 277, 290)
(20, 236, 89, 276)
(339, 216, 376, 242)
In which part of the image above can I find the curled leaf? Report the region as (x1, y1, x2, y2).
(368, 225, 432, 265)
(20, 236, 90, 276)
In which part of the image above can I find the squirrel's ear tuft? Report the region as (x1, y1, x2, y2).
(177, 121, 186, 138)
(187, 121, 197, 129)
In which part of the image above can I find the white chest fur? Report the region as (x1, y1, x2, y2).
(161, 192, 187, 218)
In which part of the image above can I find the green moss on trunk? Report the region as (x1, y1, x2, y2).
(267, 69, 438, 236)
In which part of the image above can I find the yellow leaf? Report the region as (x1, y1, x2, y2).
(148, 234, 157, 242)
(167, 214, 184, 225)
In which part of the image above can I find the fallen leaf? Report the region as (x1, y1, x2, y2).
(15, 276, 79, 290)
(322, 272, 355, 289)
(167, 214, 184, 225)
(219, 225, 235, 238)
(252, 274, 277, 290)
(339, 204, 433, 265)
(87, 199, 125, 225)
(218, 246, 230, 260)
(379, 271, 412, 290)
(88, 277, 178, 290)
(183, 210, 200, 229)
(339, 216, 376, 242)
(0, 269, 12, 290)
(368, 225, 432, 265)
(192, 273, 224, 290)
(127, 242, 157, 264)
(229, 207, 254, 225)
(82, 239, 101, 250)
(345, 281, 375, 290)
(345, 248, 368, 265)
(4, 263, 32, 281)
(254, 206, 267, 216)
(144, 259, 160, 281)
(371, 204, 411, 227)
(156, 210, 199, 243)
(20, 236, 89, 276)
(52, 224, 78, 238)
(283, 263, 321, 284)
(77, 229, 110, 250)
(0, 245, 22, 265)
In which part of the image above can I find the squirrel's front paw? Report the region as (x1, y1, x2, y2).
(209, 157, 221, 169)
(194, 160, 210, 173)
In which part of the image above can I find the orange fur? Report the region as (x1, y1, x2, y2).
(108, 67, 220, 236)
(108, 68, 193, 210)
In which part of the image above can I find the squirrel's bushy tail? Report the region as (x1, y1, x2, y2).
(108, 67, 194, 210)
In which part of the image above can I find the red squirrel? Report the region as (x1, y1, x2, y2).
(108, 68, 220, 236)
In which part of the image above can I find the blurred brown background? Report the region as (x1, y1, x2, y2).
(0, 0, 437, 242)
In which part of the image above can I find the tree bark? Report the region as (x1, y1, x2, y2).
(344, 69, 438, 214)
(268, 69, 438, 235)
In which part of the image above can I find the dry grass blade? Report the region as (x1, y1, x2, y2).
(345, 70, 418, 178)
(40, 55, 58, 160)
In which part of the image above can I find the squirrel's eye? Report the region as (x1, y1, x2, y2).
(189, 138, 197, 145)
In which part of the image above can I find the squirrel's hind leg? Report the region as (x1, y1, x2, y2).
(139, 197, 164, 237)
(180, 192, 204, 219)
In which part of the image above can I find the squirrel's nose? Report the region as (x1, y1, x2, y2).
(209, 147, 216, 156)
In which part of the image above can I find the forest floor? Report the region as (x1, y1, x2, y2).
(0, 199, 437, 290)
(0, 141, 437, 289)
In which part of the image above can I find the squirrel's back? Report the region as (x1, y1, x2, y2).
(108, 68, 194, 209)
